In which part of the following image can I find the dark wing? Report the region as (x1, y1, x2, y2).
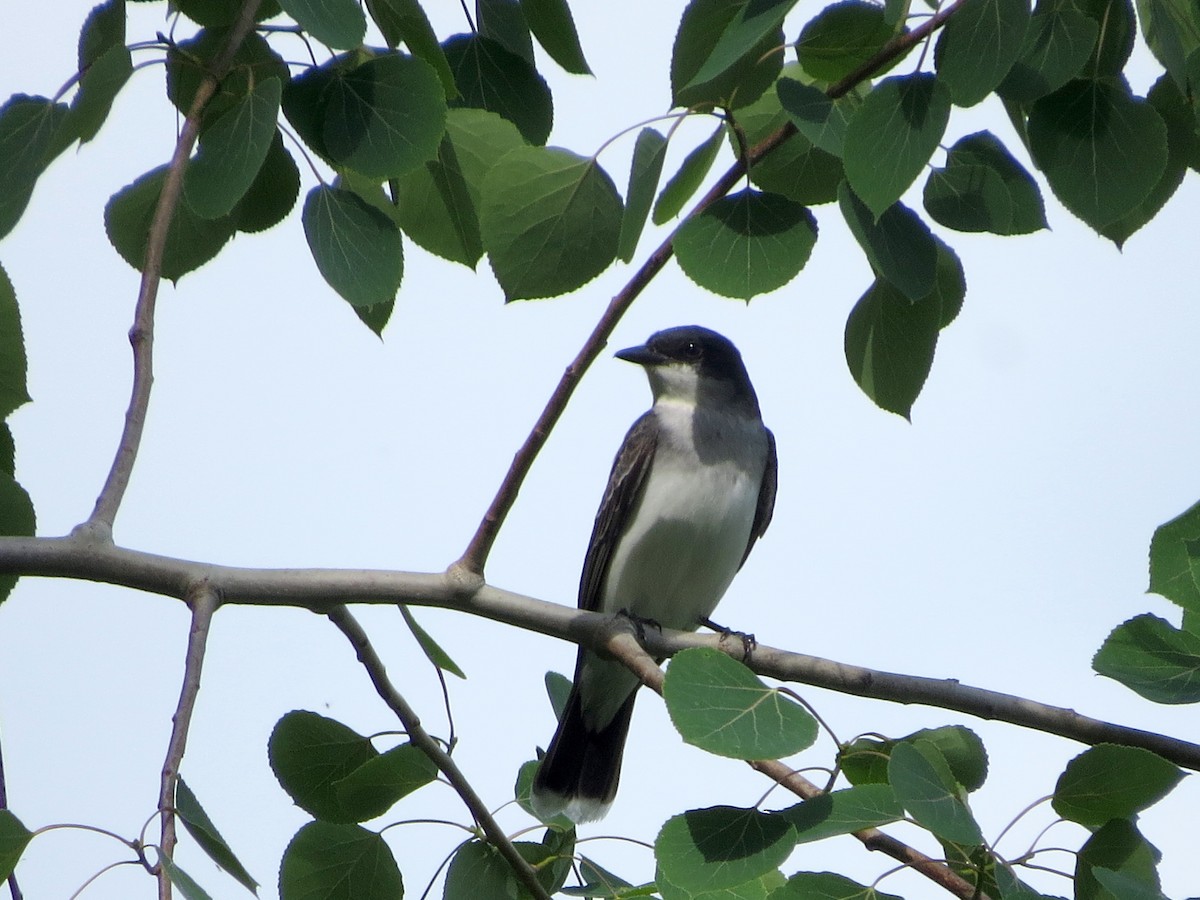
(577, 412, 659, 612)
(740, 426, 777, 568)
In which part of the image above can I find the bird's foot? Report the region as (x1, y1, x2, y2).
(617, 609, 662, 642)
(700, 616, 757, 661)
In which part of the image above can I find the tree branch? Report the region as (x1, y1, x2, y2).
(155, 584, 219, 900)
(326, 606, 550, 900)
(1, 534, 1196, 772)
(605, 633, 993, 900)
(86, 0, 265, 533)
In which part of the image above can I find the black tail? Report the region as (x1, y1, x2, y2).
(531, 685, 638, 823)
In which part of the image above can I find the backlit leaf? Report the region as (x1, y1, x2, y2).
(302, 185, 403, 307)
(934, 0, 1030, 107)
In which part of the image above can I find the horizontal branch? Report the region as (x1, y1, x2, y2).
(1, 533, 1196, 771)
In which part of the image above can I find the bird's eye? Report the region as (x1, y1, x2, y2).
(682, 341, 701, 359)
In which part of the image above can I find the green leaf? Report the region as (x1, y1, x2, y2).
(776, 77, 860, 157)
(0, 472, 35, 604)
(673, 189, 818, 299)
(279, 822, 402, 900)
(66, 43, 133, 145)
(545, 670, 572, 720)
(364, 0, 456, 97)
(618, 127, 669, 262)
(795, 1, 900, 84)
(940, 131, 1047, 235)
(998, 7, 1099, 102)
(520, 0, 591, 74)
(1028, 78, 1168, 233)
(838, 736, 892, 786)
(159, 856, 213, 900)
(333, 743, 439, 821)
(843, 73, 951, 217)
(232, 130, 301, 234)
(279, 0, 366, 49)
(399, 605, 466, 678)
(479, 145, 622, 300)
(444, 33, 553, 145)
(934, 0, 1030, 107)
(778, 784, 904, 843)
(1093, 614, 1200, 703)
(672, 0, 784, 110)
(477, 0, 536, 65)
(1069, 0, 1137, 75)
(653, 125, 725, 225)
(513, 758, 574, 829)
(924, 163, 1015, 233)
(662, 647, 818, 759)
(887, 741, 983, 845)
(839, 183, 938, 301)
(1148, 498, 1200, 614)
(1136, 0, 1200, 88)
(0, 95, 70, 240)
(684, 0, 799, 93)
(174, 778, 259, 893)
(104, 165, 236, 281)
(0, 810, 33, 879)
(1075, 819, 1162, 900)
(906, 726, 988, 792)
(0, 424, 14, 477)
(390, 107, 526, 268)
(353, 300, 394, 337)
(658, 867, 783, 899)
(184, 77, 282, 219)
(655, 806, 795, 892)
(174, 0, 282, 26)
(1053, 744, 1184, 828)
(0, 263, 29, 420)
(444, 840, 522, 899)
(566, 857, 634, 898)
(268, 710, 379, 822)
(770, 871, 904, 900)
(302, 185, 403, 307)
(79, 0, 126, 69)
(167, 29, 289, 128)
(1091, 867, 1168, 900)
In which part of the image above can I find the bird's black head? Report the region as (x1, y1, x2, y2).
(616, 325, 759, 410)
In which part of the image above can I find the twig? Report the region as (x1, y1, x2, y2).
(326, 606, 551, 900)
(1, 534, 1198, 771)
(0, 723, 22, 900)
(155, 583, 219, 900)
(85, 0, 266, 533)
(603, 633, 992, 900)
(454, 0, 970, 577)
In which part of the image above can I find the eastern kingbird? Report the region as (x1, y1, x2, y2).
(531, 325, 777, 823)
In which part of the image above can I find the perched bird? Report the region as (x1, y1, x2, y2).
(531, 325, 777, 823)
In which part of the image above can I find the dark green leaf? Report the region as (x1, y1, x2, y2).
(934, 0, 1030, 107)
(673, 189, 818, 299)
(443, 840, 518, 899)
(1093, 614, 1200, 703)
(618, 127, 669, 262)
(1028, 78, 1167, 233)
(268, 710, 378, 822)
(444, 33, 553, 145)
(684, 0, 799, 93)
(838, 736, 891, 786)
(566, 856, 633, 898)
(653, 125, 725, 224)
(167, 29, 289, 128)
(942, 131, 1047, 234)
(545, 671, 572, 720)
(1148, 498, 1200, 614)
(67, 43, 133, 145)
(1069, 0, 1137, 76)
(839, 183, 938, 301)
(279, 822, 402, 900)
(0, 424, 14, 477)
(302, 185, 403, 307)
(888, 741, 983, 845)
(0, 263, 29, 420)
(1091, 867, 1167, 900)
(479, 145, 622, 300)
(0, 95, 70, 240)
(998, 7, 1099, 102)
(184, 77, 281, 219)
(231, 130, 301, 234)
(672, 0, 784, 109)
(0, 472, 34, 604)
(391, 107, 525, 267)
(159, 857, 212, 900)
(174, 0, 282, 26)
(770, 871, 904, 900)
(662, 647, 818, 758)
(104, 165, 236, 281)
(520, 0, 591, 74)
(352, 300, 393, 337)
(795, 1, 900, 84)
(924, 163, 1015, 233)
(279, 0, 366, 49)
(79, 0, 126, 69)
(843, 73, 951, 217)
(333, 743, 439, 821)
(1053, 744, 1184, 827)
(778, 784, 904, 842)
(477, 0, 536, 64)
(365, 0, 456, 97)
(776, 77, 860, 157)
(0, 810, 32, 879)
(513, 758, 576, 829)
(1075, 819, 1162, 900)
(655, 806, 795, 891)
(399, 604, 467, 677)
(1136, 0, 1200, 88)
(905, 726, 988, 792)
(658, 867, 783, 899)
(175, 778, 259, 893)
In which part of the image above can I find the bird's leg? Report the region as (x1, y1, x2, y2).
(699, 616, 757, 661)
(616, 608, 662, 642)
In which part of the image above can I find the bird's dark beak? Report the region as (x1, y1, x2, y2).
(615, 343, 666, 366)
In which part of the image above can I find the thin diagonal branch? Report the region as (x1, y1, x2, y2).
(326, 606, 551, 900)
(155, 583, 219, 900)
(86, 0, 265, 533)
(604, 633, 992, 900)
(455, 0, 971, 577)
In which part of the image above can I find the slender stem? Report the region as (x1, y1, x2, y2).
(85, 0, 265, 533)
(0, 723, 21, 900)
(326, 606, 551, 900)
(155, 584, 219, 900)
